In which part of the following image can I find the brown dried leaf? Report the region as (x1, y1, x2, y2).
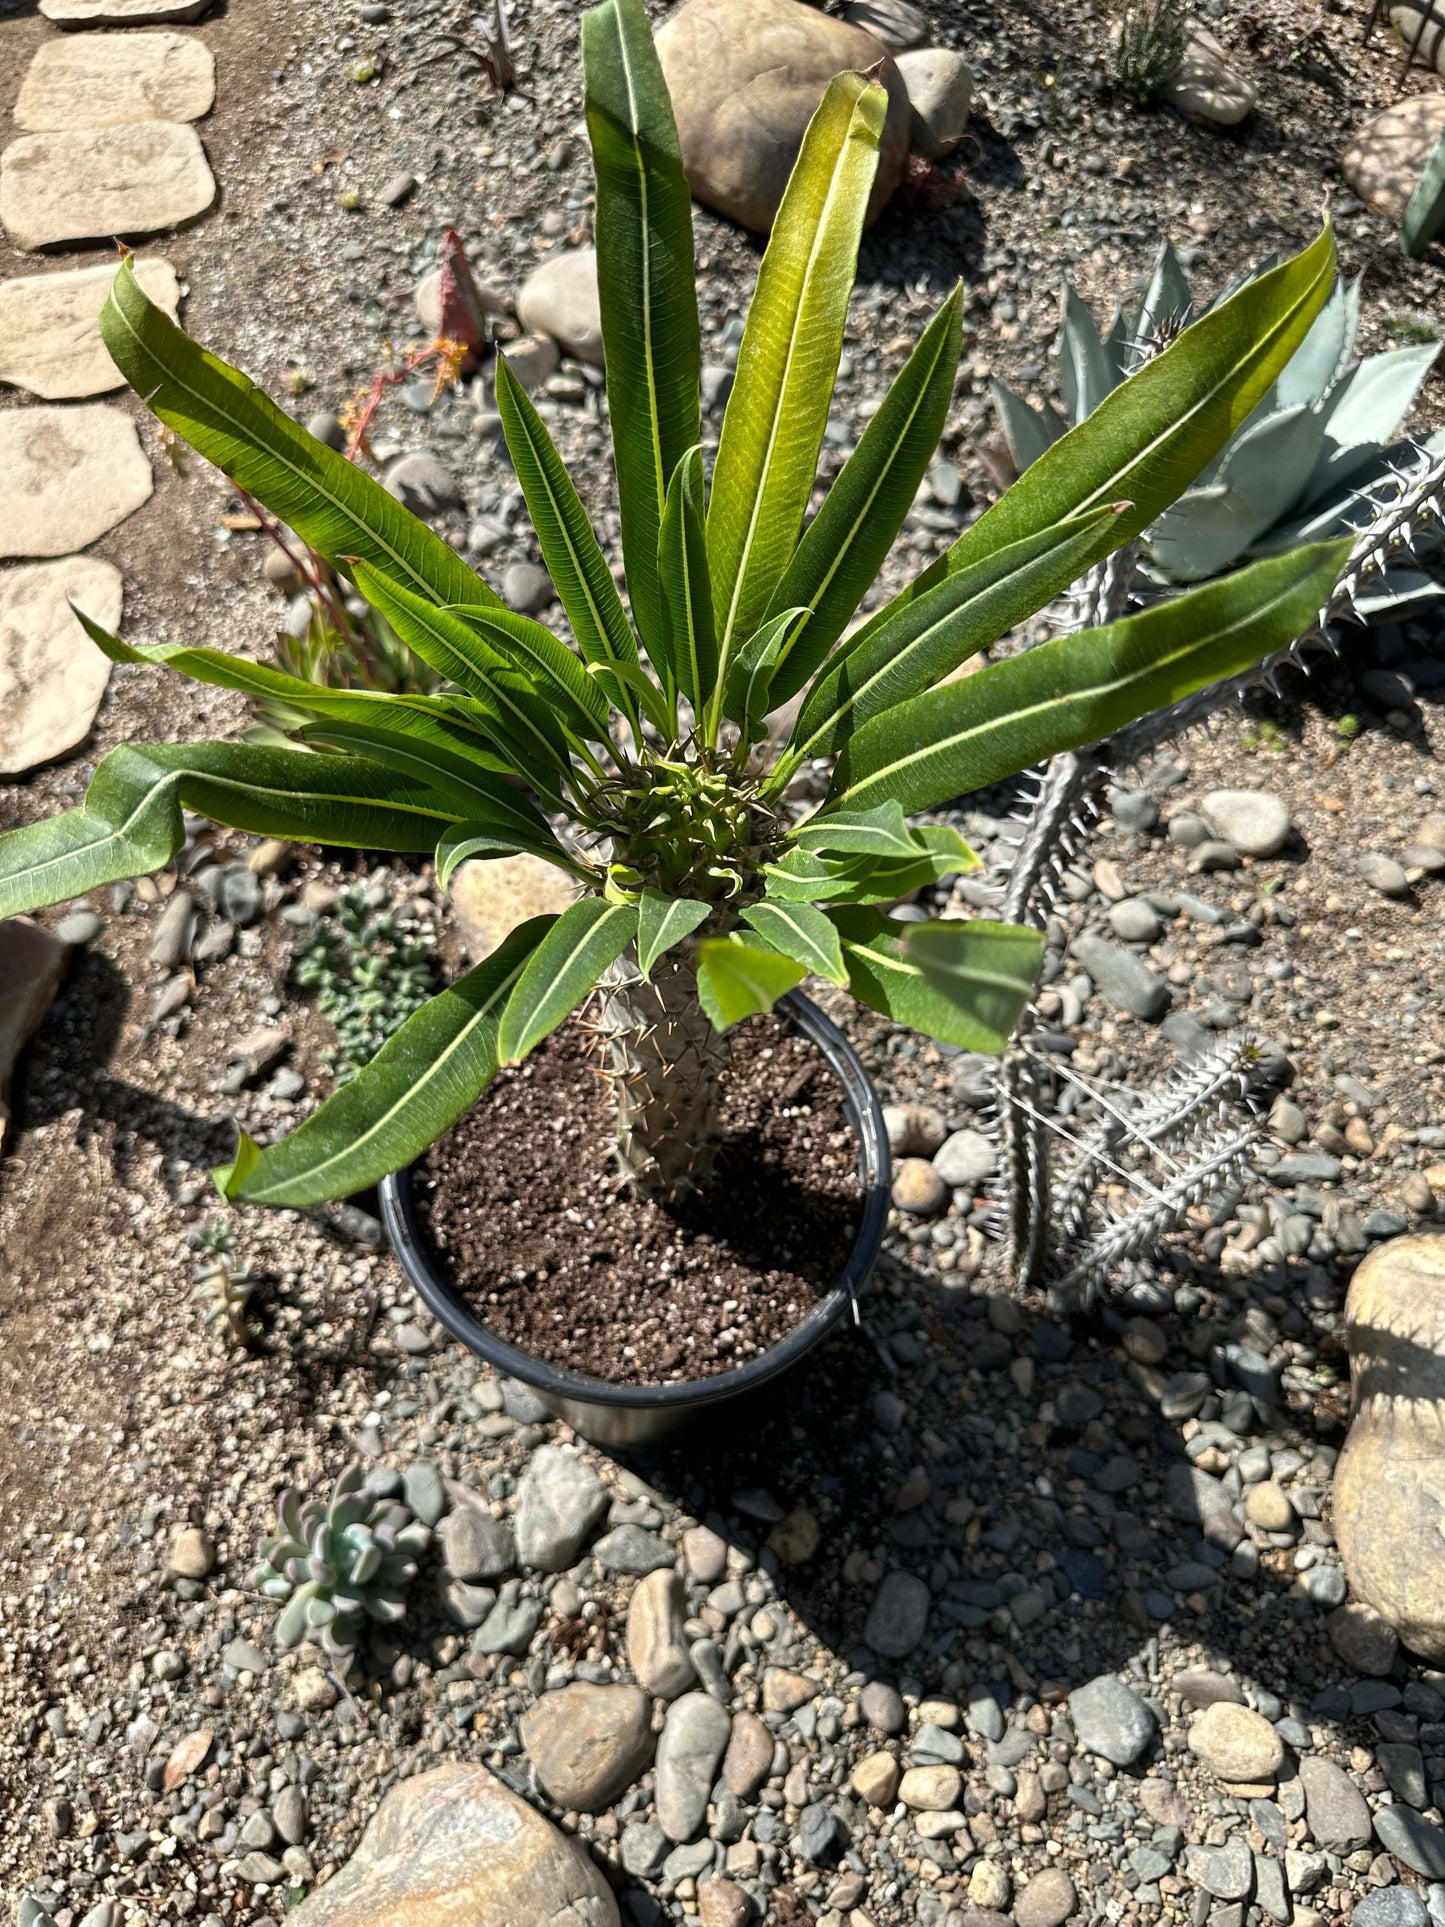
(163, 1728, 213, 1791)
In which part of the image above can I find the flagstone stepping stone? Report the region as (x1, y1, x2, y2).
(0, 556, 122, 775)
(0, 406, 153, 559)
(14, 33, 215, 130)
(0, 258, 179, 399)
(40, 0, 214, 25)
(0, 123, 214, 251)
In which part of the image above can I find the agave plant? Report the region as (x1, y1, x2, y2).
(0, 0, 1350, 1221)
(253, 1463, 429, 1661)
(994, 243, 1443, 609)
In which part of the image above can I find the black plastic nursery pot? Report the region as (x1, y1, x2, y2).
(379, 989, 891, 1449)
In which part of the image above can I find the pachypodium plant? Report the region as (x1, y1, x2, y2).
(253, 1462, 429, 1663)
(0, 0, 1352, 1222)
(994, 242, 1443, 610)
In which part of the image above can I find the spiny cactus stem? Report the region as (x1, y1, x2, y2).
(1003, 1079, 1178, 1211)
(1048, 1056, 1188, 1174)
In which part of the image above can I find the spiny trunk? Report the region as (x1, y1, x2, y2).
(594, 947, 731, 1200)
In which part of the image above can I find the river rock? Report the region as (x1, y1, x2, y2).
(894, 48, 973, 157)
(14, 32, 214, 130)
(0, 123, 215, 250)
(0, 258, 180, 400)
(0, 919, 69, 1153)
(519, 1684, 654, 1812)
(449, 853, 578, 959)
(1071, 933, 1170, 1021)
(655, 1693, 731, 1841)
(1375, 1804, 1445, 1878)
(1297, 1754, 1372, 1852)
(516, 248, 603, 366)
(1343, 93, 1445, 221)
(627, 1570, 696, 1700)
(515, 1446, 609, 1571)
(1068, 1675, 1155, 1766)
(864, 1569, 930, 1657)
(1014, 1867, 1079, 1927)
(1334, 1234, 1445, 1660)
(1163, 24, 1257, 126)
(933, 1127, 996, 1188)
(279, 1762, 619, 1927)
(1199, 789, 1291, 857)
(0, 557, 122, 775)
(1188, 1702, 1285, 1782)
(722, 1710, 774, 1799)
(0, 407, 152, 560)
(439, 1502, 515, 1583)
(656, 0, 911, 234)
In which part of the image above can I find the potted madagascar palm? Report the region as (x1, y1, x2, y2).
(0, 0, 1347, 1441)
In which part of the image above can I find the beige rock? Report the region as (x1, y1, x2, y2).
(283, 1762, 619, 1927)
(0, 918, 70, 1151)
(722, 1709, 774, 1799)
(167, 1525, 215, 1581)
(449, 851, 578, 959)
(0, 122, 215, 251)
(626, 1569, 696, 1700)
(656, 0, 911, 234)
(892, 1156, 947, 1215)
(1343, 93, 1445, 222)
(696, 1880, 750, 1927)
(894, 47, 973, 158)
(14, 33, 214, 130)
(968, 1860, 1012, 1912)
(898, 1763, 962, 1810)
(1245, 1480, 1296, 1533)
(766, 1507, 820, 1565)
(0, 556, 122, 774)
(850, 1750, 901, 1807)
(41, 0, 214, 22)
(516, 248, 603, 366)
(1335, 1233, 1445, 1659)
(0, 259, 179, 401)
(519, 1684, 654, 1812)
(1188, 1701, 1285, 1782)
(501, 332, 561, 392)
(1163, 24, 1257, 127)
(1392, 2, 1445, 74)
(0, 407, 152, 560)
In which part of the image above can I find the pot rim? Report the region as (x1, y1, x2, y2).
(379, 989, 891, 1412)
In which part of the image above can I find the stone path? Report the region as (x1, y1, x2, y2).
(0, 0, 219, 777)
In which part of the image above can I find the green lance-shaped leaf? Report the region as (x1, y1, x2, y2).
(791, 800, 927, 861)
(655, 446, 717, 714)
(99, 257, 497, 613)
(848, 222, 1338, 649)
(764, 824, 975, 906)
(73, 613, 516, 771)
(496, 898, 638, 1065)
(493, 351, 644, 725)
(436, 821, 587, 890)
(740, 900, 847, 986)
(586, 655, 676, 737)
(217, 919, 555, 1206)
(350, 560, 575, 792)
(636, 890, 711, 978)
(705, 74, 887, 697)
(835, 537, 1353, 817)
(0, 742, 464, 922)
(445, 602, 614, 741)
(763, 284, 964, 707)
(295, 717, 572, 867)
(785, 505, 1123, 771)
(722, 606, 804, 741)
(583, 0, 702, 659)
(695, 934, 806, 1030)
(832, 908, 1044, 1054)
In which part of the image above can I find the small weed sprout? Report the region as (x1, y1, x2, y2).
(192, 1217, 257, 1348)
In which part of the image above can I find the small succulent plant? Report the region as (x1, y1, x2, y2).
(1112, 0, 1190, 105)
(191, 1219, 257, 1348)
(253, 1463, 430, 1663)
(293, 888, 436, 1079)
(994, 245, 1443, 612)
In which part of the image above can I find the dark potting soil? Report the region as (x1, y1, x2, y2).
(415, 1015, 862, 1387)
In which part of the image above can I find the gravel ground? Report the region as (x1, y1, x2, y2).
(6, 0, 1445, 1922)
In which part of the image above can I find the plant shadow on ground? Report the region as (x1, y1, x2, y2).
(618, 1244, 1375, 1759)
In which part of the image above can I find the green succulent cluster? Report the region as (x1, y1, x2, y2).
(294, 888, 435, 1078)
(596, 754, 780, 904)
(253, 1463, 429, 1660)
(994, 244, 1442, 604)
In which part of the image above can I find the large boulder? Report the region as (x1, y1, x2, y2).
(0, 919, 70, 1152)
(1343, 93, 1445, 221)
(655, 0, 911, 234)
(283, 1763, 619, 1927)
(1334, 1233, 1445, 1659)
(449, 852, 578, 960)
(0, 557, 122, 774)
